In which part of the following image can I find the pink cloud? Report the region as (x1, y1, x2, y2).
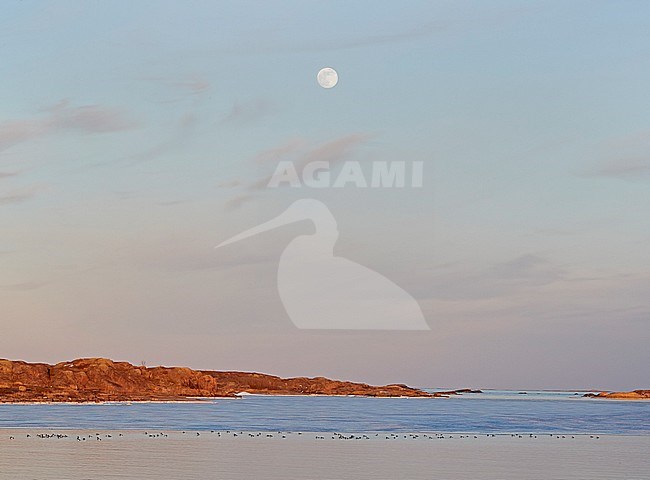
(220, 133, 372, 209)
(0, 101, 137, 152)
(0, 186, 39, 206)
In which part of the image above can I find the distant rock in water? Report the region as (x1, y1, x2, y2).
(583, 390, 650, 400)
(434, 388, 483, 396)
(0, 358, 434, 403)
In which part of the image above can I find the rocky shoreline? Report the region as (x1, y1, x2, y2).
(0, 358, 440, 403)
(583, 390, 650, 400)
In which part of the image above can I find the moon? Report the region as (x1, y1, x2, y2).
(317, 67, 338, 89)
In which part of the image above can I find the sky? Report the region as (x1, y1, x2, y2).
(1, 0, 649, 390)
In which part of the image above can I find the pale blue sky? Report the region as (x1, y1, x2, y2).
(1, 1, 649, 389)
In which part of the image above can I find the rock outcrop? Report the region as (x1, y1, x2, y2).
(583, 390, 650, 400)
(0, 358, 434, 402)
(434, 388, 483, 396)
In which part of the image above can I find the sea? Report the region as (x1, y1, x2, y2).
(1, 391, 649, 479)
(1, 390, 648, 434)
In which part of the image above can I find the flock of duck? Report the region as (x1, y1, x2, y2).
(5, 431, 601, 442)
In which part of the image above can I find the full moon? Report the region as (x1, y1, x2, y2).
(317, 67, 338, 89)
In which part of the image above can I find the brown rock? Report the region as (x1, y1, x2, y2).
(583, 390, 650, 400)
(434, 388, 483, 396)
(0, 358, 433, 403)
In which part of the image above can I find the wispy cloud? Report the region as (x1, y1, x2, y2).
(43, 100, 136, 132)
(224, 193, 256, 211)
(299, 20, 448, 52)
(0, 186, 39, 206)
(186, 18, 450, 56)
(140, 76, 211, 103)
(173, 78, 210, 96)
(0, 171, 19, 179)
(487, 254, 563, 284)
(220, 133, 372, 209)
(217, 179, 243, 189)
(120, 76, 211, 165)
(221, 98, 275, 124)
(0, 119, 45, 152)
(0, 100, 137, 152)
(248, 134, 372, 191)
(589, 157, 650, 179)
(179, 4, 538, 59)
(289, 4, 540, 53)
(252, 138, 307, 164)
(411, 254, 565, 301)
(584, 129, 650, 180)
(119, 238, 272, 273)
(126, 112, 197, 165)
(0, 280, 49, 291)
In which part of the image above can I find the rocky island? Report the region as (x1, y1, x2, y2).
(0, 358, 436, 403)
(583, 390, 650, 400)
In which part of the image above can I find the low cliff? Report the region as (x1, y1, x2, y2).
(0, 358, 433, 402)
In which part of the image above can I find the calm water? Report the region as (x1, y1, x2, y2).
(2, 432, 648, 480)
(1, 390, 648, 434)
